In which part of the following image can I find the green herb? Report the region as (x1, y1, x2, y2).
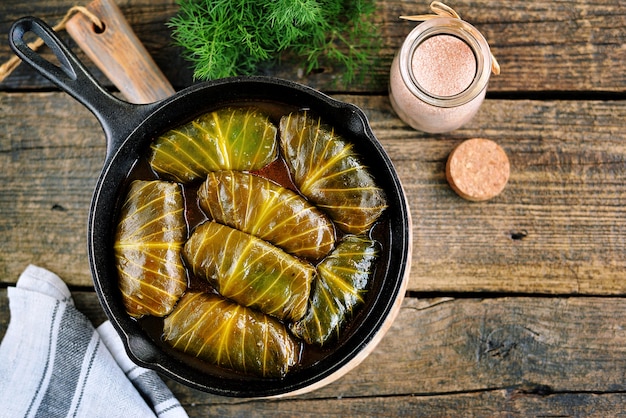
(168, 0, 380, 84)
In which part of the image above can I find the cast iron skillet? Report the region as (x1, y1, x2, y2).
(9, 17, 412, 397)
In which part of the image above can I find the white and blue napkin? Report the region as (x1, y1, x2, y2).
(0, 265, 189, 418)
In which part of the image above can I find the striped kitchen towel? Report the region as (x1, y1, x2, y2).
(0, 265, 189, 418)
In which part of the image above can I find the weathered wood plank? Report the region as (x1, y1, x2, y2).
(0, 92, 102, 286)
(2, 92, 625, 294)
(348, 95, 626, 294)
(2, 290, 626, 415)
(0, 0, 624, 93)
(165, 392, 626, 417)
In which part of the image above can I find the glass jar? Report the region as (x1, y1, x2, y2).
(389, 17, 494, 134)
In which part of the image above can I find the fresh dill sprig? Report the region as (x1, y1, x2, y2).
(168, 0, 381, 84)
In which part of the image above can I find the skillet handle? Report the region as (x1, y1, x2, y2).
(8, 16, 156, 159)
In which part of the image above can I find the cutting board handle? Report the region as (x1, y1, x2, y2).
(65, 0, 175, 104)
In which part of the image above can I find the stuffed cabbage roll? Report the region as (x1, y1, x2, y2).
(114, 180, 187, 318)
(290, 235, 378, 346)
(279, 111, 387, 235)
(163, 292, 300, 378)
(198, 170, 335, 260)
(149, 107, 278, 182)
(183, 221, 315, 321)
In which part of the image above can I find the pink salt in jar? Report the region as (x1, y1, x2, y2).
(389, 17, 494, 133)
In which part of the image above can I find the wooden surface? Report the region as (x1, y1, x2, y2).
(1, 0, 626, 415)
(65, 0, 176, 103)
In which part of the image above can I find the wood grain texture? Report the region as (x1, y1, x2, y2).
(2, 290, 626, 415)
(2, 92, 625, 294)
(341, 95, 626, 295)
(1, 0, 625, 93)
(175, 392, 626, 417)
(65, 0, 175, 103)
(0, 92, 102, 286)
(1, 0, 625, 415)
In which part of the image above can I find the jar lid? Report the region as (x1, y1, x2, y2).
(446, 138, 510, 201)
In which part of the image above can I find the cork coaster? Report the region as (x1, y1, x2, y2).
(446, 138, 510, 201)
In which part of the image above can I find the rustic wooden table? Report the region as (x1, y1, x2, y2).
(2, 0, 626, 415)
